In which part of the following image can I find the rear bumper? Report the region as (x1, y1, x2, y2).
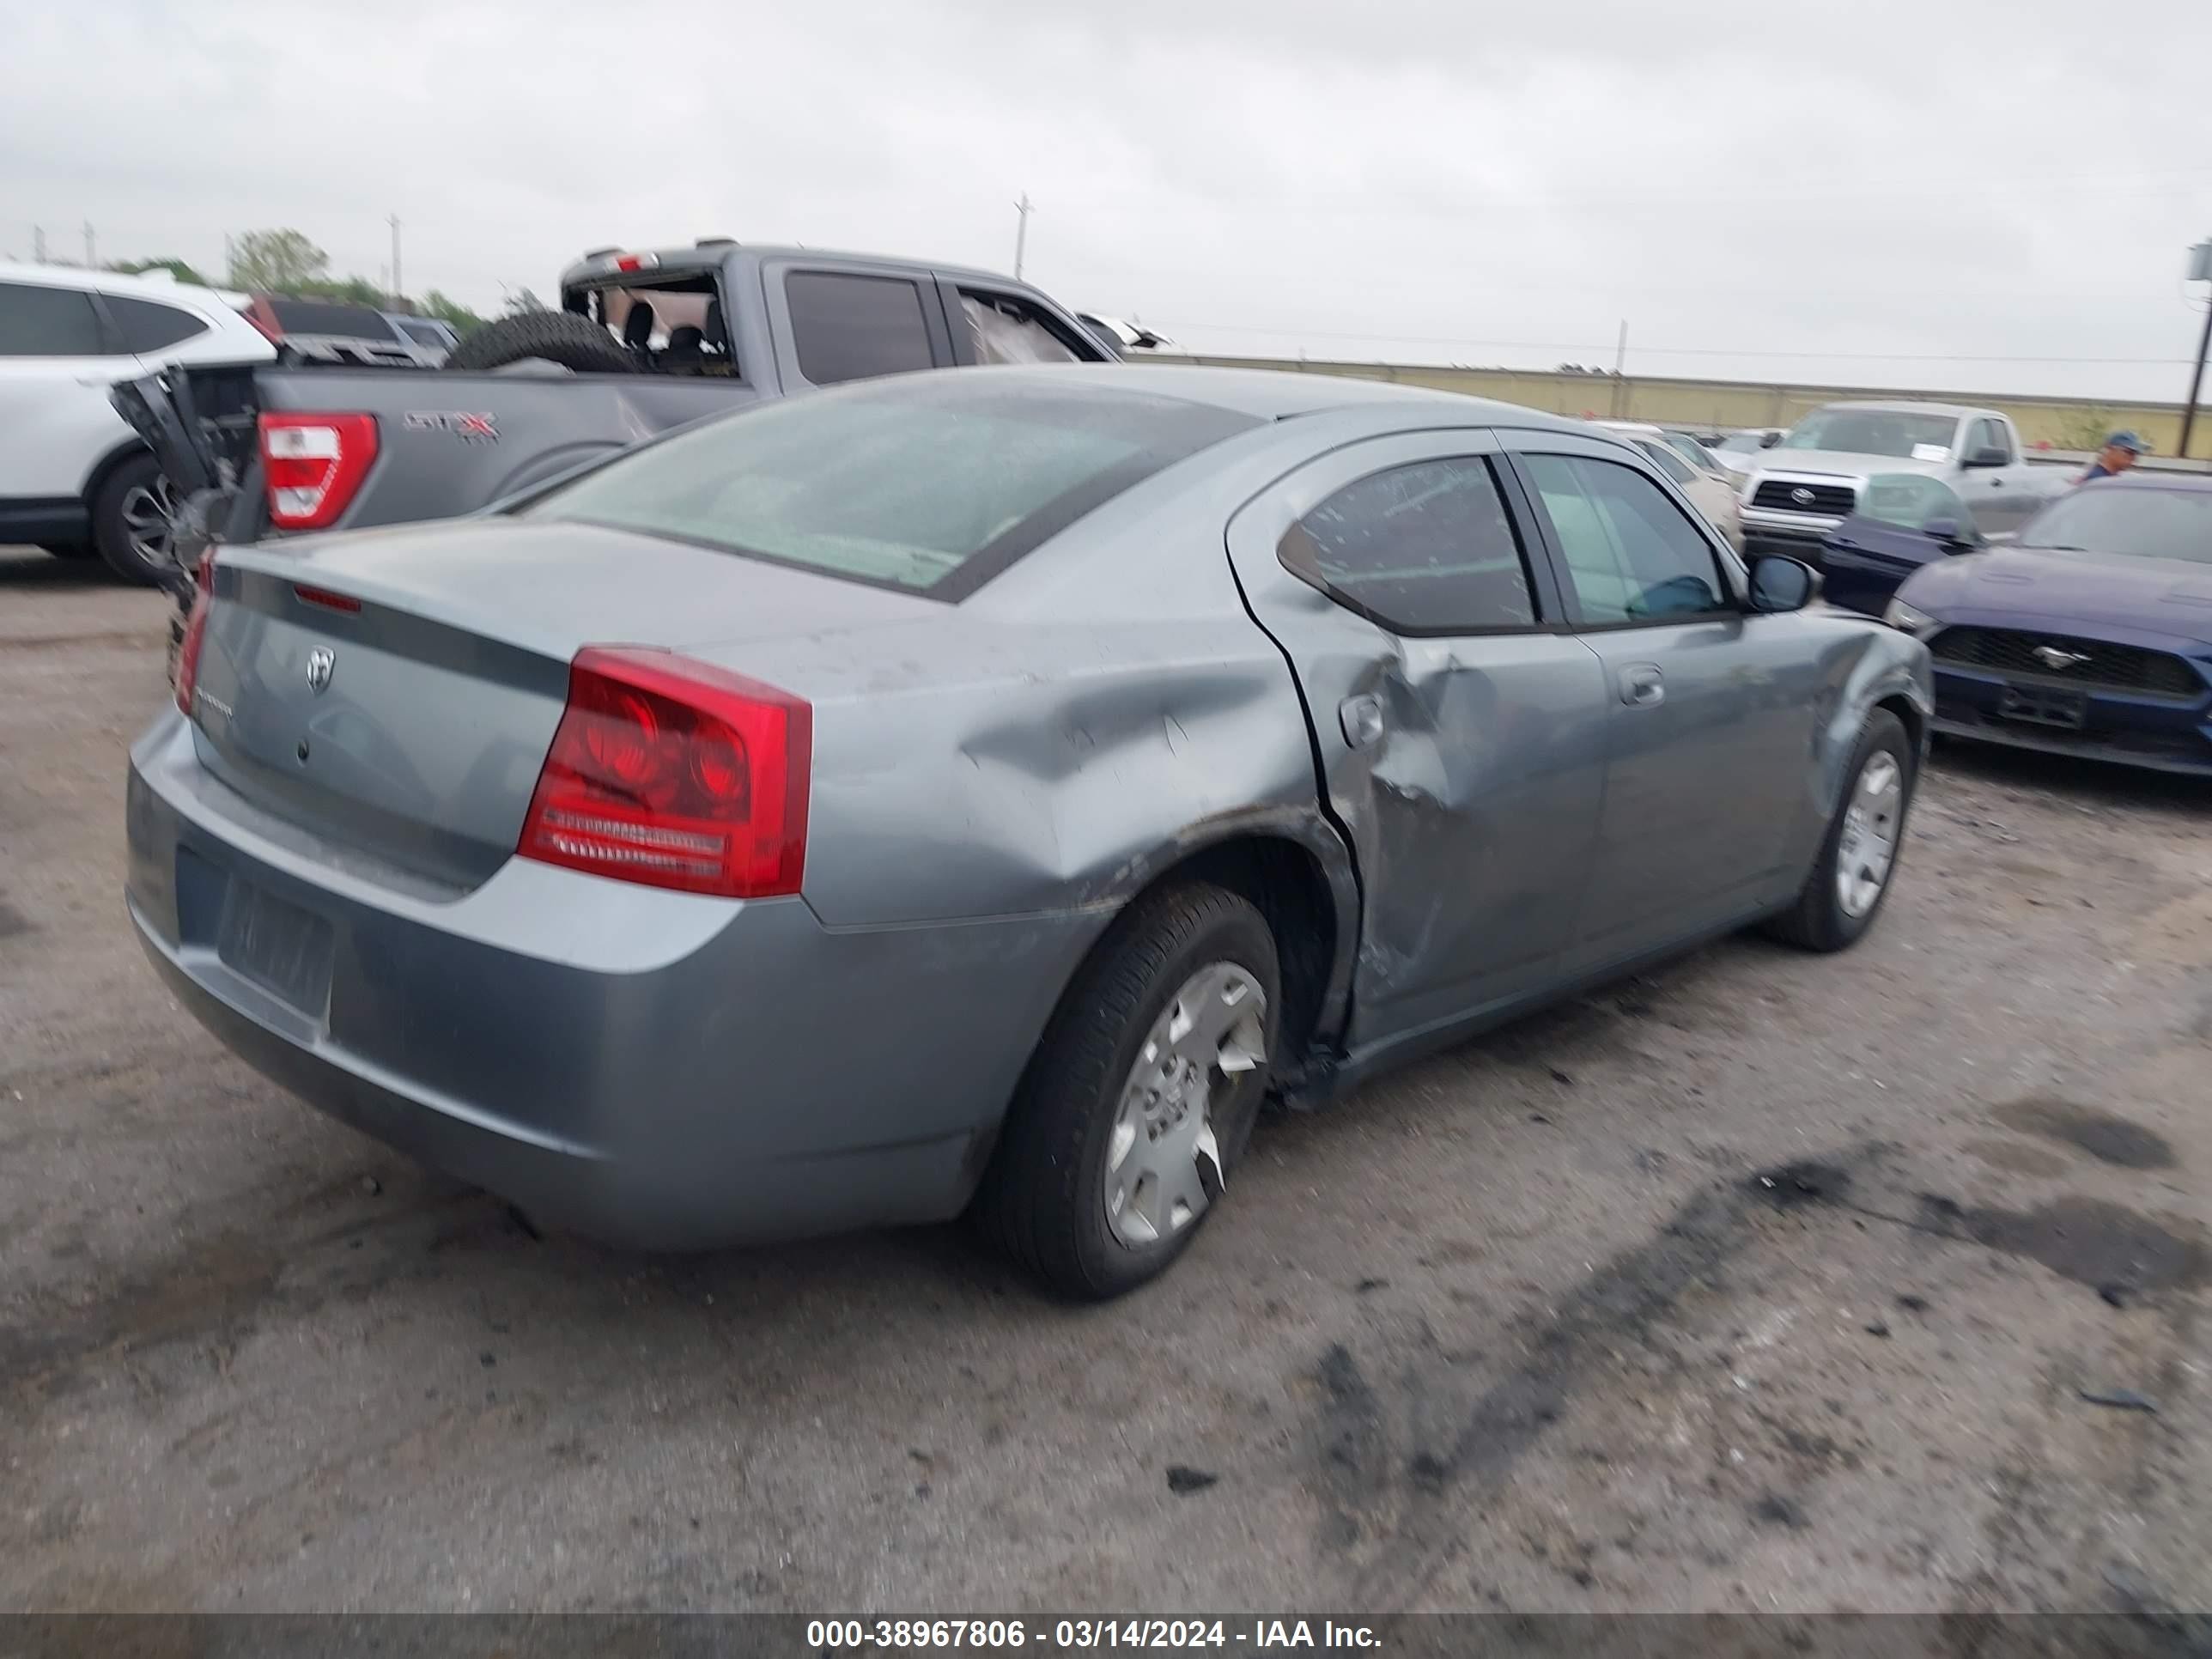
(1931, 666, 2212, 777)
(126, 709, 1103, 1249)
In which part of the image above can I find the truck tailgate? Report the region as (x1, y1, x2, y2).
(197, 365, 758, 540)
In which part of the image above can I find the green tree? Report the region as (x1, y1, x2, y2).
(229, 228, 329, 292)
(108, 258, 208, 285)
(290, 274, 391, 307)
(420, 289, 486, 336)
(2051, 408, 2118, 453)
(501, 285, 547, 317)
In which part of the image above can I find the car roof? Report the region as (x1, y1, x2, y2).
(991, 362, 1590, 426)
(2081, 471, 2212, 494)
(3, 261, 227, 305)
(561, 242, 1064, 293)
(1816, 400, 1992, 420)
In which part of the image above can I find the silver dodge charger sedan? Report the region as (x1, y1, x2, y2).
(127, 366, 1931, 1297)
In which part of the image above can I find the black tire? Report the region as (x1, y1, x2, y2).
(1762, 710, 1915, 952)
(89, 453, 173, 586)
(975, 883, 1282, 1300)
(444, 311, 636, 374)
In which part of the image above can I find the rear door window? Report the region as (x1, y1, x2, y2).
(0, 281, 110, 356)
(266, 299, 400, 340)
(1520, 453, 1732, 624)
(1279, 457, 1540, 634)
(105, 294, 210, 353)
(957, 290, 1085, 364)
(784, 271, 937, 386)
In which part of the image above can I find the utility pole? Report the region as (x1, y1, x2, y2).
(1611, 318, 1629, 416)
(1012, 194, 1031, 281)
(32, 225, 46, 263)
(2180, 240, 2212, 461)
(83, 222, 95, 268)
(389, 213, 403, 301)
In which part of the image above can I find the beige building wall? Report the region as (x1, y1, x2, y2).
(1168, 355, 2199, 459)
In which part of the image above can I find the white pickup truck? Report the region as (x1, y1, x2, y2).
(1737, 400, 2067, 560)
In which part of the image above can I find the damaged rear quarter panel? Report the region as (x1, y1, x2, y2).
(714, 445, 1361, 939)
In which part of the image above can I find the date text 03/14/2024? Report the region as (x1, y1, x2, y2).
(805, 1620, 1384, 1649)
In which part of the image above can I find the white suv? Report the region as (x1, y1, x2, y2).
(0, 264, 274, 583)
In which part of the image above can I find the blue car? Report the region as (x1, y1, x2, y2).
(1815, 472, 1989, 617)
(1881, 474, 2212, 776)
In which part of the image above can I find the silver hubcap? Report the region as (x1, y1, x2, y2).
(1103, 963, 1267, 1249)
(1835, 750, 1902, 919)
(120, 476, 177, 564)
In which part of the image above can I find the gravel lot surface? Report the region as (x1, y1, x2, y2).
(4, 549, 2208, 1618)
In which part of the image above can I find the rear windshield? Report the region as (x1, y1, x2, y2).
(268, 300, 397, 340)
(520, 377, 1257, 599)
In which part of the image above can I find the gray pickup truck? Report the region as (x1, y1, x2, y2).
(1736, 400, 2069, 559)
(125, 239, 1116, 580)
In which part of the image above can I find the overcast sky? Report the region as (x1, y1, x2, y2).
(6, 0, 2210, 403)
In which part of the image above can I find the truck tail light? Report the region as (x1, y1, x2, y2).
(259, 412, 379, 531)
(517, 647, 811, 899)
(174, 549, 217, 717)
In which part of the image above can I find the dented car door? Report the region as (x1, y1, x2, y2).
(1224, 429, 1611, 1049)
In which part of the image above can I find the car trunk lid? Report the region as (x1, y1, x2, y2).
(186, 520, 933, 890)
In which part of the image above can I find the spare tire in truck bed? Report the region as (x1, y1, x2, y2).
(445, 311, 637, 374)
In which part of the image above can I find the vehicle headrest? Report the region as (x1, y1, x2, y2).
(702, 297, 726, 349)
(622, 301, 656, 349)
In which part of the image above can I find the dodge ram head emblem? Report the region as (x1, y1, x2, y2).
(306, 647, 336, 694)
(2033, 645, 2091, 672)
(1790, 487, 1816, 507)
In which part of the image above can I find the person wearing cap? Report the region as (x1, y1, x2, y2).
(2079, 430, 2147, 483)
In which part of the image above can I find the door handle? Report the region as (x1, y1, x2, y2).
(1618, 665, 1664, 708)
(1339, 694, 1385, 748)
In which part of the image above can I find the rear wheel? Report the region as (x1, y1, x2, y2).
(975, 883, 1281, 1299)
(443, 311, 636, 374)
(90, 453, 177, 586)
(1762, 710, 1913, 952)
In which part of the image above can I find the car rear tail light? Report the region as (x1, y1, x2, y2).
(517, 647, 811, 899)
(259, 412, 379, 531)
(174, 549, 217, 717)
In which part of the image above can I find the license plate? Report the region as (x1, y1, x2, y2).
(1998, 683, 2088, 730)
(216, 881, 334, 1013)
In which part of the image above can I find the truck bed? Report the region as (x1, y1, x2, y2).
(195, 364, 757, 544)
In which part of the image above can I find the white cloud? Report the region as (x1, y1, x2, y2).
(5, 0, 2209, 398)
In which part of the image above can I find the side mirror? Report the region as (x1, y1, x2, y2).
(1748, 554, 1820, 613)
(1962, 446, 2008, 468)
(1924, 515, 1981, 550)
(1759, 432, 1782, 448)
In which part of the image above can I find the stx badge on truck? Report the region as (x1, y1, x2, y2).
(403, 410, 499, 442)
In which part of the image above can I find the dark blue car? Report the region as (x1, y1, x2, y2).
(1880, 475, 2212, 776)
(1814, 472, 1989, 617)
